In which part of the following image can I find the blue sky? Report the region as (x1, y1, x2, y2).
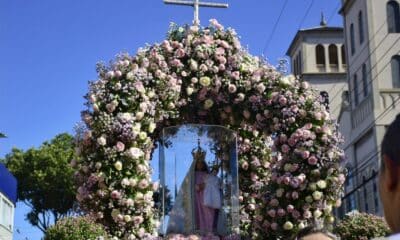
(0, 0, 343, 239)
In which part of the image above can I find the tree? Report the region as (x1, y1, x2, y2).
(4, 133, 77, 233)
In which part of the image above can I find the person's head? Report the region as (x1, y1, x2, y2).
(295, 226, 337, 240)
(379, 114, 400, 232)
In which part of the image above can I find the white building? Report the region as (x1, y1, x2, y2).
(337, 0, 400, 217)
(286, 15, 348, 120)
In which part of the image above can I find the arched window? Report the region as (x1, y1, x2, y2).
(391, 55, 400, 88)
(350, 23, 356, 55)
(354, 74, 359, 105)
(358, 11, 365, 44)
(316, 44, 325, 66)
(387, 1, 400, 33)
(329, 44, 339, 65)
(341, 45, 346, 65)
(362, 63, 368, 96)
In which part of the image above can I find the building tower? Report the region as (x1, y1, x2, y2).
(286, 13, 348, 120)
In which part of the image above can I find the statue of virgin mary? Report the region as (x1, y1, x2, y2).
(166, 140, 216, 235)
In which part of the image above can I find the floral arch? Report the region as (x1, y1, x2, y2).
(75, 20, 345, 239)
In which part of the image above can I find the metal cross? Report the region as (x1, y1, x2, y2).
(164, 0, 228, 26)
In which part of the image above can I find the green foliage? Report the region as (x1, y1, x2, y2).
(334, 211, 391, 240)
(44, 216, 107, 240)
(4, 133, 76, 232)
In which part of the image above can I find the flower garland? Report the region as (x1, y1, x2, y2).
(75, 19, 345, 239)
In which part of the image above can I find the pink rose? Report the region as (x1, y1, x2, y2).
(308, 155, 318, 165)
(302, 150, 310, 159)
(267, 209, 276, 218)
(116, 141, 125, 152)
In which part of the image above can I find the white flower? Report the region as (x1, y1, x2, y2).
(129, 178, 138, 187)
(121, 178, 130, 187)
(283, 221, 293, 230)
(136, 111, 145, 120)
(126, 71, 135, 80)
(280, 74, 295, 85)
(124, 215, 132, 222)
(199, 76, 211, 86)
(312, 191, 323, 200)
(148, 122, 156, 133)
(186, 87, 194, 95)
(317, 180, 327, 189)
(168, 102, 175, 109)
(114, 161, 123, 171)
(204, 99, 214, 109)
(97, 135, 107, 146)
(313, 209, 322, 218)
(139, 131, 147, 140)
(324, 204, 333, 214)
(95, 162, 102, 170)
(298, 222, 305, 229)
(119, 113, 133, 122)
(105, 71, 115, 79)
(126, 147, 144, 159)
(126, 198, 134, 207)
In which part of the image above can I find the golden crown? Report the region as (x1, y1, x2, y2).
(192, 138, 206, 161)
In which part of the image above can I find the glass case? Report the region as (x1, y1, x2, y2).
(157, 124, 239, 238)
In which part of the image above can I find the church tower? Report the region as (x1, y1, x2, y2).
(286, 14, 348, 120)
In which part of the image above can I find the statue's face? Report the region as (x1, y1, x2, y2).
(196, 160, 205, 170)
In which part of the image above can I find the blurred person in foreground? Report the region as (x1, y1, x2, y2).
(379, 114, 400, 239)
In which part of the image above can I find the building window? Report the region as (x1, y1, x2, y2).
(373, 172, 379, 211)
(387, 1, 400, 33)
(358, 11, 365, 44)
(341, 45, 346, 65)
(348, 194, 356, 211)
(362, 63, 368, 97)
(316, 44, 325, 66)
(329, 44, 339, 66)
(298, 51, 302, 74)
(392, 55, 400, 88)
(353, 74, 359, 105)
(350, 23, 356, 55)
